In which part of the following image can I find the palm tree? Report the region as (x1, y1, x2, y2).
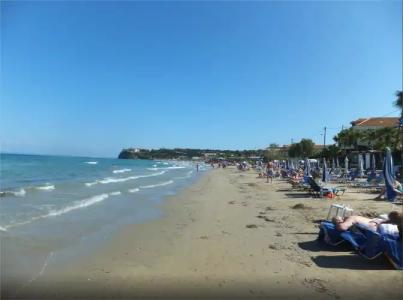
(394, 90, 403, 109)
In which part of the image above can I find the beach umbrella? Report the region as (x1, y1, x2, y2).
(322, 158, 329, 183)
(357, 154, 365, 177)
(371, 153, 376, 172)
(304, 157, 311, 176)
(344, 157, 349, 173)
(332, 158, 336, 170)
(336, 157, 340, 169)
(290, 160, 295, 170)
(382, 147, 397, 201)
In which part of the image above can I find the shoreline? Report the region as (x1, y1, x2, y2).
(5, 167, 403, 299)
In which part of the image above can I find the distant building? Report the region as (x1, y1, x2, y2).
(351, 117, 399, 130)
(350, 117, 399, 148)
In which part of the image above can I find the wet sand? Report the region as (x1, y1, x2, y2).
(5, 167, 403, 299)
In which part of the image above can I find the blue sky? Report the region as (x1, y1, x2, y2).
(1, 1, 402, 157)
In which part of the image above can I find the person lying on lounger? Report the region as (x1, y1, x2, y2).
(374, 180, 403, 200)
(332, 211, 402, 238)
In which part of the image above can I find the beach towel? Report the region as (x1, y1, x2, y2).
(382, 237, 403, 270)
(378, 224, 400, 240)
(341, 224, 385, 260)
(318, 221, 345, 246)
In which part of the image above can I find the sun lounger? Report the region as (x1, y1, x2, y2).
(382, 237, 403, 270)
(318, 221, 402, 269)
(307, 177, 345, 198)
(340, 224, 384, 260)
(318, 221, 345, 246)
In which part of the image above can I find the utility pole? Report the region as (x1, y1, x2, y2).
(323, 126, 327, 148)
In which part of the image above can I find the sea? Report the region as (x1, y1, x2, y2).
(0, 153, 208, 285)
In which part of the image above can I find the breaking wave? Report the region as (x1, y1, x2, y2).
(85, 171, 166, 187)
(140, 180, 174, 189)
(113, 168, 131, 174)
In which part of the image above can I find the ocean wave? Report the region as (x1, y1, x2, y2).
(147, 166, 186, 171)
(47, 194, 109, 217)
(176, 170, 194, 180)
(4, 193, 110, 229)
(84, 161, 98, 165)
(85, 171, 166, 187)
(128, 188, 140, 193)
(140, 180, 174, 189)
(0, 188, 26, 197)
(0, 226, 7, 232)
(36, 185, 55, 191)
(109, 191, 122, 196)
(113, 168, 131, 174)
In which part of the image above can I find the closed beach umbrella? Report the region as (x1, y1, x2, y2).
(357, 154, 364, 177)
(290, 160, 295, 170)
(322, 158, 329, 183)
(304, 157, 311, 176)
(371, 153, 376, 171)
(344, 157, 349, 173)
(336, 157, 340, 169)
(383, 147, 396, 201)
(332, 158, 336, 170)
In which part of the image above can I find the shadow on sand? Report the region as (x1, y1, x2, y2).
(299, 240, 393, 270)
(284, 193, 311, 199)
(298, 240, 352, 252)
(311, 255, 392, 270)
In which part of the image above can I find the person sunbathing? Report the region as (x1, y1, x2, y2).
(332, 211, 402, 238)
(374, 180, 403, 200)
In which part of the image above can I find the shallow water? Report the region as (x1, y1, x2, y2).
(0, 153, 207, 283)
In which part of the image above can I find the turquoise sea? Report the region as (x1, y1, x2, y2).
(0, 153, 207, 285)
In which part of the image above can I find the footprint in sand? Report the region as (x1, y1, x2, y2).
(246, 224, 258, 229)
(303, 278, 339, 298)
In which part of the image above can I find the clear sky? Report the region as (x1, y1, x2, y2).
(1, 1, 402, 157)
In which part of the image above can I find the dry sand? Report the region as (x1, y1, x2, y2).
(8, 167, 403, 299)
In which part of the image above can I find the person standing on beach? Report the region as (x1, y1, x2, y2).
(196, 163, 199, 172)
(266, 161, 274, 183)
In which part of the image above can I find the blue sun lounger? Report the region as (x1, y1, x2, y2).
(382, 237, 403, 270)
(318, 221, 345, 245)
(318, 221, 402, 269)
(340, 224, 385, 260)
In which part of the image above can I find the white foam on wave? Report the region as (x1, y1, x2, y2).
(176, 170, 194, 180)
(36, 185, 55, 191)
(84, 161, 98, 165)
(113, 168, 131, 174)
(109, 191, 122, 196)
(4, 193, 110, 230)
(0, 226, 7, 232)
(140, 180, 174, 189)
(0, 189, 26, 197)
(147, 166, 185, 171)
(128, 188, 140, 193)
(47, 194, 109, 217)
(85, 171, 166, 187)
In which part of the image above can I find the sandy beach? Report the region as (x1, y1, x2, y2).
(8, 167, 403, 299)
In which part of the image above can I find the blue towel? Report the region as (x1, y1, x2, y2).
(382, 237, 403, 270)
(319, 221, 345, 245)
